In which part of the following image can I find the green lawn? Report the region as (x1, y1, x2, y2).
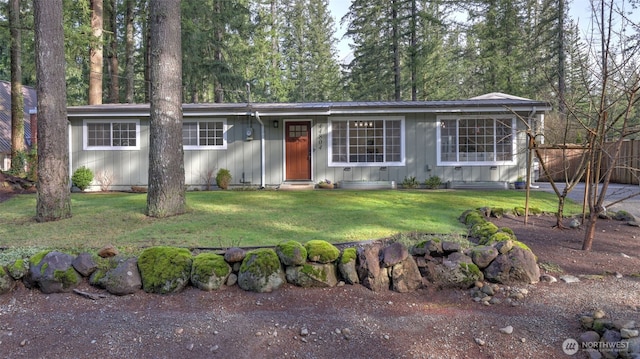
(0, 189, 580, 252)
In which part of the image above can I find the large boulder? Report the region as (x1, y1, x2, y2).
(223, 247, 246, 264)
(423, 259, 483, 289)
(410, 239, 443, 257)
(470, 246, 499, 269)
(72, 252, 98, 277)
(0, 266, 16, 294)
(446, 252, 474, 264)
(338, 247, 359, 284)
(483, 246, 540, 284)
(389, 257, 422, 293)
(285, 263, 338, 288)
(25, 251, 81, 294)
(275, 240, 307, 266)
(305, 240, 340, 263)
(191, 253, 231, 291)
(238, 248, 285, 293)
(138, 246, 193, 294)
(357, 243, 389, 291)
(104, 258, 142, 296)
(381, 242, 409, 267)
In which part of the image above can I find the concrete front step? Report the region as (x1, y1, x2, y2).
(278, 182, 316, 191)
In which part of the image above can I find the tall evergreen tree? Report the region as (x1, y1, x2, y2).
(34, 0, 72, 221)
(344, 0, 396, 100)
(9, 0, 25, 175)
(146, 0, 185, 218)
(280, 0, 341, 102)
(89, 0, 104, 104)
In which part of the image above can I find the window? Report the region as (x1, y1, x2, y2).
(437, 116, 515, 165)
(329, 117, 404, 166)
(83, 120, 140, 150)
(183, 119, 226, 150)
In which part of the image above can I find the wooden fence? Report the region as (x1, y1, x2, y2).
(535, 139, 640, 185)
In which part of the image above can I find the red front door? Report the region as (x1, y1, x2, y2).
(285, 121, 311, 180)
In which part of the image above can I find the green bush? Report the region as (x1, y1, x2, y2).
(72, 166, 94, 191)
(424, 175, 442, 189)
(216, 168, 232, 190)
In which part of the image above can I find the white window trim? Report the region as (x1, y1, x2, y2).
(183, 118, 228, 150)
(436, 115, 516, 166)
(83, 119, 140, 151)
(328, 116, 406, 167)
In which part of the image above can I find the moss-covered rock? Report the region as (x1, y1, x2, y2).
(338, 248, 359, 285)
(470, 245, 499, 269)
(89, 257, 118, 288)
(238, 248, 284, 293)
(25, 251, 80, 293)
(103, 257, 142, 295)
(481, 231, 514, 245)
(275, 240, 307, 266)
(7, 258, 28, 280)
(529, 207, 543, 215)
(305, 240, 340, 263)
(29, 250, 51, 267)
(459, 262, 483, 280)
(423, 259, 483, 289)
(0, 266, 16, 294)
(484, 246, 540, 284)
(461, 210, 486, 227)
(138, 246, 193, 294)
(340, 247, 357, 265)
(285, 262, 338, 288)
(471, 222, 499, 242)
(491, 208, 505, 218)
(191, 253, 231, 291)
(514, 207, 526, 216)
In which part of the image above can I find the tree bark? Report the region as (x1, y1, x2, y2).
(124, 0, 135, 103)
(107, 0, 119, 103)
(392, 0, 401, 101)
(9, 0, 25, 173)
(34, 0, 72, 222)
(146, 0, 186, 218)
(89, 0, 104, 105)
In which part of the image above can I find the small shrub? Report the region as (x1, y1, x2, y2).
(72, 166, 94, 191)
(424, 175, 442, 189)
(401, 176, 420, 189)
(216, 168, 232, 190)
(95, 170, 114, 192)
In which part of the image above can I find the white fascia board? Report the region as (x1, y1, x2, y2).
(68, 105, 551, 118)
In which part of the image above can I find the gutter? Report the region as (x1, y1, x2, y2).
(254, 111, 266, 189)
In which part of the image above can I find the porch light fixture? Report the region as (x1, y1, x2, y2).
(273, 120, 279, 128)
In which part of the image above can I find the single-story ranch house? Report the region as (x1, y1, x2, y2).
(66, 92, 549, 191)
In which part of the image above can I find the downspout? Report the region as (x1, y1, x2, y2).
(68, 121, 73, 189)
(254, 111, 266, 189)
